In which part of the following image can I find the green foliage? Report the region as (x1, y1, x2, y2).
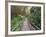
(11, 16, 23, 31)
(29, 7, 41, 30)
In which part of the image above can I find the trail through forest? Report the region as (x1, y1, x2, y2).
(11, 6, 41, 31)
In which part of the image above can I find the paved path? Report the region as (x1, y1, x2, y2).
(21, 18, 35, 31)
